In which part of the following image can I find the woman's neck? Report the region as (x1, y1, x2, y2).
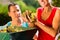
(44, 3, 52, 9)
(44, 5, 52, 11)
(11, 19, 21, 26)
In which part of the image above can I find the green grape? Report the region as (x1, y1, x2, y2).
(0, 28, 7, 32)
(31, 13, 36, 19)
(30, 13, 36, 22)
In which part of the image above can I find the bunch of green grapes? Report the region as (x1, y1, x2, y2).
(30, 13, 36, 22)
(0, 28, 7, 32)
(30, 13, 36, 19)
(7, 26, 23, 33)
(7, 26, 35, 33)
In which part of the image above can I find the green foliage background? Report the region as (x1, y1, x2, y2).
(0, 0, 60, 25)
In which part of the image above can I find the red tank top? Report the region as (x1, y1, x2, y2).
(37, 7, 57, 40)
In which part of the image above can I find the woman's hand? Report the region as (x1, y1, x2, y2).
(35, 20, 44, 26)
(33, 34, 38, 40)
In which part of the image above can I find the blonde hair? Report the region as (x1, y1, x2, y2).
(48, 0, 52, 4)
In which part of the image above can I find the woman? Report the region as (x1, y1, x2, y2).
(0, 3, 34, 32)
(34, 0, 60, 40)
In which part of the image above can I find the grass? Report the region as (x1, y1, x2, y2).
(0, 4, 8, 15)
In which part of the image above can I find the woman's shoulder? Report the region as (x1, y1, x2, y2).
(0, 21, 11, 30)
(37, 7, 43, 10)
(56, 7, 60, 11)
(52, 6, 60, 10)
(6, 21, 11, 27)
(52, 7, 60, 15)
(53, 7, 60, 21)
(53, 7, 60, 13)
(36, 7, 43, 13)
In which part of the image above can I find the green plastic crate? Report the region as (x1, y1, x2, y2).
(0, 33, 10, 40)
(0, 27, 37, 40)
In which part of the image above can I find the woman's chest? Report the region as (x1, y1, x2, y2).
(41, 9, 52, 21)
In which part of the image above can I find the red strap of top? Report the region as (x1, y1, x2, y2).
(37, 7, 43, 21)
(47, 7, 57, 26)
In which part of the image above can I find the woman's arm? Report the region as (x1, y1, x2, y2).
(35, 8, 60, 37)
